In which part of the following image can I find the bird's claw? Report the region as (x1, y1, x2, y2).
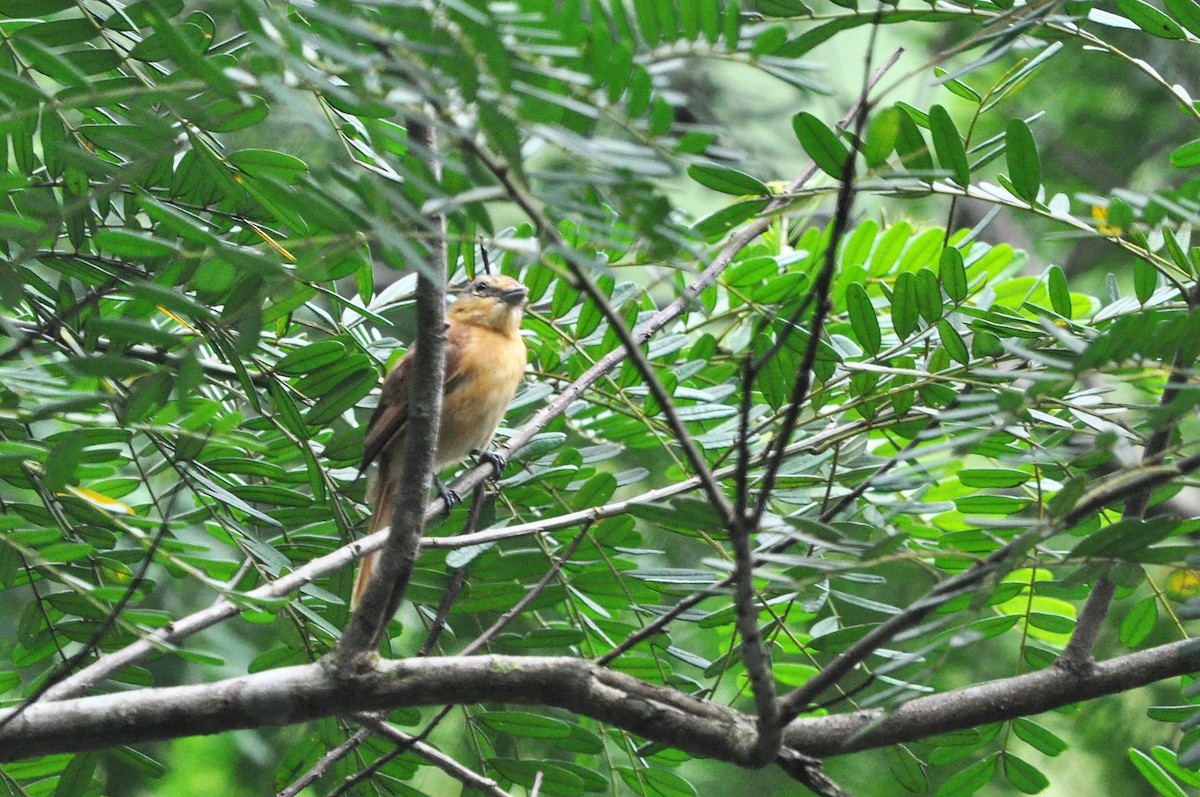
(435, 479, 462, 516)
(472, 448, 508, 474)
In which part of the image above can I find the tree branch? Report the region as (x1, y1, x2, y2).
(783, 637, 1200, 756)
(336, 121, 449, 659)
(5, 639, 1200, 765)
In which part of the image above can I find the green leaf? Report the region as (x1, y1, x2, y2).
(891, 271, 919, 339)
(915, 268, 943, 323)
(1134, 259, 1158, 304)
(957, 468, 1029, 488)
(936, 755, 997, 797)
(846, 282, 882, 355)
(954, 494, 1028, 514)
(1147, 706, 1194, 723)
(699, 0, 721, 42)
(755, 0, 812, 14)
(895, 107, 934, 172)
(722, 0, 741, 51)
(900, 228, 944, 273)
(1115, 0, 1187, 37)
(633, 0, 662, 44)
(864, 106, 901, 168)
(227, 149, 309, 183)
(1012, 719, 1067, 757)
(1130, 748, 1188, 797)
(13, 18, 98, 47)
(940, 247, 968, 302)
(1164, 0, 1200, 36)
(693, 198, 769, 241)
(1005, 119, 1041, 203)
(1150, 747, 1200, 789)
(128, 22, 209, 61)
(619, 767, 698, 797)
(1119, 595, 1158, 647)
(574, 471, 618, 509)
(843, 219, 878, 270)
(276, 340, 348, 376)
(687, 163, 769, 195)
(1069, 517, 1178, 560)
(478, 711, 573, 739)
(869, 221, 912, 276)
(1169, 139, 1200, 169)
(1003, 753, 1049, 794)
(938, 320, 969, 365)
(928, 105, 970, 187)
(982, 43, 1063, 112)
(1046, 266, 1071, 318)
(886, 746, 928, 792)
(304, 362, 378, 425)
(727, 256, 777, 286)
(93, 229, 180, 258)
(934, 67, 982, 103)
(792, 112, 852, 179)
(491, 758, 587, 796)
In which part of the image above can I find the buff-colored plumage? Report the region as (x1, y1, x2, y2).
(352, 274, 527, 606)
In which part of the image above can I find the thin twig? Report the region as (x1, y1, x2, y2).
(418, 484, 488, 657)
(354, 714, 514, 797)
(325, 705, 455, 797)
(460, 524, 591, 656)
(749, 42, 888, 529)
(277, 728, 370, 797)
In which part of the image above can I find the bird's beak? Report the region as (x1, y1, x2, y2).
(500, 286, 528, 307)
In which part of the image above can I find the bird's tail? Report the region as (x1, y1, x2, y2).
(351, 476, 395, 608)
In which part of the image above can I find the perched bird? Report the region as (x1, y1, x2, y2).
(352, 273, 528, 606)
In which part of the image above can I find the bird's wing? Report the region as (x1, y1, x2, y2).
(359, 329, 473, 472)
(361, 350, 412, 472)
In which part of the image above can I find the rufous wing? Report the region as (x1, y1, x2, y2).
(351, 336, 470, 607)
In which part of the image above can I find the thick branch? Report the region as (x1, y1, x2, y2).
(5, 640, 1200, 764)
(784, 637, 1200, 756)
(0, 657, 755, 765)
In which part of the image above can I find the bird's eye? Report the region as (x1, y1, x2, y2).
(472, 282, 487, 295)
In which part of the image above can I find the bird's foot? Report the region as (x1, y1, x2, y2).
(435, 479, 462, 516)
(472, 448, 508, 475)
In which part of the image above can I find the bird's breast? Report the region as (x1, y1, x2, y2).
(436, 330, 526, 467)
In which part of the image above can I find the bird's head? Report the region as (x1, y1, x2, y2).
(448, 274, 528, 335)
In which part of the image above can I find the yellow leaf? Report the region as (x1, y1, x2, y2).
(64, 485, 135, 515)
(1165, 569, 1200, 601)
(1091, 205, 1123, 237)
(157, 305, 197, 333)
(248, 221, 295, 262)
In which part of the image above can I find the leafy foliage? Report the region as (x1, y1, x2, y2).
(0, 0, 1199, 795)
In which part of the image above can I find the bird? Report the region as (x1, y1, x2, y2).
(351, 273, 528, 607)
